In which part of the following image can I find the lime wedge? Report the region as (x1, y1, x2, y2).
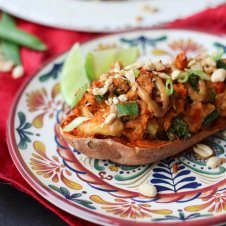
(60, 43, 90, 107)
(85, 47, 139, 81)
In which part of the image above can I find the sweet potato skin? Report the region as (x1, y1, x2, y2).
(61, 118, 226, 165)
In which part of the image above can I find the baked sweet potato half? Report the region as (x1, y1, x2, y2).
(61, 53, 226, 165)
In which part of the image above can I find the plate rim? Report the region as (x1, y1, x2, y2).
(0, 0, 160, 33)
(6, 29, 226, 226)
(0, 0, 224, 33)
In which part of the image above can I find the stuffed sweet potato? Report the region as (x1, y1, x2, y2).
(60, 52, 226, 165)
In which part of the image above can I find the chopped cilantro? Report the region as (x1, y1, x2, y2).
(188, 73, 199, 91)
(216, 59, 226, 70)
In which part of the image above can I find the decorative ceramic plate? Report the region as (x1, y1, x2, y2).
(0, 0, 225, 32)
(7, 30, 226, 226)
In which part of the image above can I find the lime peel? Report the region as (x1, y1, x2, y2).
(60, 43, 90, 107)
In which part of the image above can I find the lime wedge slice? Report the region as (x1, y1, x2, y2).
(85, 47, 139, 81)
(60, 43, 90, 107)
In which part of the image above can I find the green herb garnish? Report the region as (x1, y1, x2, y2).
(216, 59, 226, 70)
(94, 95, 106, 103)
(212, 48, 224, 62)
(187, 69, 210, 81)
(208, 88, 216, 103)
(167, 117, 191, 141)
(203, 109, 220, 127)
(117, 101, 139, 117)
(188, 73, 199, 91)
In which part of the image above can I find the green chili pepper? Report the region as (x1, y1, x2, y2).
(165, 78, 174, 96)
(0, 15, 47, 51)
(117, 101, 139, 117)
(203, 109, 220, 127)
(1, 13, 21, 65)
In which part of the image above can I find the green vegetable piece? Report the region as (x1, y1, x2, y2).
(1, 13, 15, 26)
(94, 95, 106, 103)
(216, 59, 226, 70)
(203, 109, 220, 127)
(0, 21, 47, 51)
(2, 40, 21, 65)
(165, 78, 174, 96)
(1, 13, 21, 65)
(117, 101, 139, 117)
(178, 72, 189, 83)
(167, 117, 191, 141)
(194, 70, 210, 80)
(212, 48, 224, 62)
(85, 47, 139, 81)
(208, 87, 216, 103)
(188, 73, 199, 91)
(63, 116, 89, 132)
(187, 69, 210, 81)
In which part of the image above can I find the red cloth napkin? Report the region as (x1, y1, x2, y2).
(0, 4, 226, 226)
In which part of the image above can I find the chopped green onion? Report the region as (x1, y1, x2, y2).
(212, 48, 224, 62)
(216, 59, 226, 70)
(178, 72, 189, 83)
(1, 13, 21, 65)
(187, 69, 210, 81)
(117, 101, 139, 117)
(188, 73, 199, 91)
(203, 109, 220, 127)
(0, 22, 47, 51)
(165, 78, 174, 96)
(94, 95, 106, 103)
(63, 117, 90, 132)
(194, 71, 210, 81)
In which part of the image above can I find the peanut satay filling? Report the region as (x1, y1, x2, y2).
(61, 53, 226, 147)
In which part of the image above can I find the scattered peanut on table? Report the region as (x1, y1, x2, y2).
(139, 183, 157, 198)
